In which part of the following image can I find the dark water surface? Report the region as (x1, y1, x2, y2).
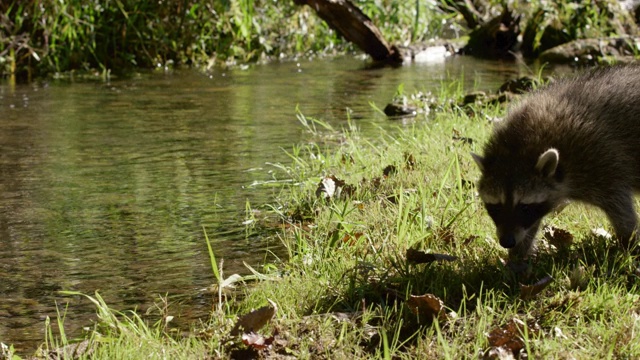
(0, 56, 526, 352)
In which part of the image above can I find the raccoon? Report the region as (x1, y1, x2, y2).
(472, 65, 640, 259)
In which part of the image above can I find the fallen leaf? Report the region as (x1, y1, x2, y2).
(404, 152, 416, 170)
(382, 164, 397, 177)
(406, 249, 457, 264)
(315, 175, 353, 199)
(520, 275, 553, 300)
(44, 340, 96, 359)
(341, 184, 356, 198)
(487, 319, 525, 350)
(486, 318, 540, 356)
(341, 232, 364, 245)
(242, 332, 275, 350)
(230, 299, 277, 336)
(437, 227, 456, 243)
(461, 235, 479, 246)
(385, 194, 399, 204)
(341, 153, 354, 164)
(452, 135, 474, 144)
(316, 176, 336, 198)
(543, 226, 574, 247)
(406, 294, 449, 322)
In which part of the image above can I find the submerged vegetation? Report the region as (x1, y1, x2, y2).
(7, 77, 640, 359)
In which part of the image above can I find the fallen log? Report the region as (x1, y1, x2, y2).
(293, 0, 402, 63)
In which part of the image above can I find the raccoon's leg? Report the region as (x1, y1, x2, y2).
(597, 191, 638, 249)
(508, 220, 542, 260)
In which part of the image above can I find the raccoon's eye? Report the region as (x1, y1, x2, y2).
(515, 202, 552, 228)
(484, 203, 501, 220)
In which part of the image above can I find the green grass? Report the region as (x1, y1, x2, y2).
(14, 74, 640, 359)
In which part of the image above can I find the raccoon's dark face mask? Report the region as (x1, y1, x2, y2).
(484, 202, 554, 248)
(472, 148, 562, 249)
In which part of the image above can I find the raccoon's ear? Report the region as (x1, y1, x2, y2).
(470, 152, 485, 171)
(535, 148, 559, 177)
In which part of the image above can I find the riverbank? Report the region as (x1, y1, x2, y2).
(7, 74, 640, 359)
(4, 0, 640, 82)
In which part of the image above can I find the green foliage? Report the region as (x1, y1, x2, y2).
(0, 0, 342, 78)
(0, 0, 459, 79)
(520, 0, 638, 56)
(356, 0, 457, 43)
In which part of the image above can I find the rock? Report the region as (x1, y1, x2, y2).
(498, 76, 538, 94)
(538, 36, 640, 64)
(462, 91, 487, 105)
(384, 103, 417, 118)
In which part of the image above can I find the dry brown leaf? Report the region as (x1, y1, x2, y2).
(341, 153, 355, 164)
(230, 299, 277, 336)
(437, 227, 456, 243)
(242, 332, 275, 350)
(382, 164, 397, 177)
(520, 275, 553, 300)
(543, 226, 574, 247)
(406, 294, 449, 322)
(341, 232, 364, 246)
(452, 135, 474, 144)
(461, 235, 479, 246)
(341, 184, 356, 198)
(404, 152, 416, 170)
(406, 249, 457, 264)
(370, 176, 382, 188)
(486, 318, 541, 356)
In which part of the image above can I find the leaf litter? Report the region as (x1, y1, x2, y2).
(406, 248, 457, 264)
(406, 294, 453, 322)
(230, 299, 278, 336)
(484, 318, 541, 359)
(520, 275, 554, 300)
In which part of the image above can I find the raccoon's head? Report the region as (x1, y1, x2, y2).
(471, 148, 565, 249)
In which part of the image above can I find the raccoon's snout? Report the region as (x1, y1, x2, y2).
(500, 234, 517, 248)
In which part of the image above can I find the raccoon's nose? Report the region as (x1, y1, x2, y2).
(500, 234, 516, 248)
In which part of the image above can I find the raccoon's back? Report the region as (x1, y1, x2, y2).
(509, 65, 640, 144)
(486, 65, 640, 191)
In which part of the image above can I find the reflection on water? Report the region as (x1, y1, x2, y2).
(0, 56, 530, 352)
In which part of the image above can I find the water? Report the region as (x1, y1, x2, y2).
(0, 56, 528, 353)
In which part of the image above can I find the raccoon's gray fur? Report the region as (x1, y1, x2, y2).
(472, 65, 640, 259)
